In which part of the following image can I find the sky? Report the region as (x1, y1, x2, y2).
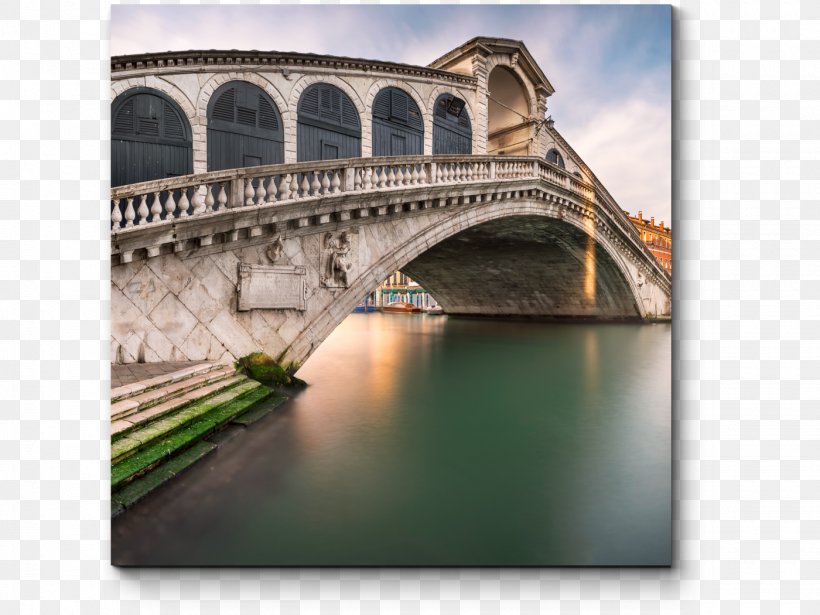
(111, 5, 671, 224)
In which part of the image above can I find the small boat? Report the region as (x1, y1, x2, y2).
(352, 305, 376, 313)
(383, 301, 422, 314)
(425, 305, 444, 315)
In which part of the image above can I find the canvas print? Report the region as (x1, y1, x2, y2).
(110, 5, 672, 566)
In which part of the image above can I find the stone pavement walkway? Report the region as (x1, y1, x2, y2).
(111, 361, 209, 388)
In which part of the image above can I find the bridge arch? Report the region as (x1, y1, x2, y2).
(486, 59, 537, 156)
(285, 200, 651, 365)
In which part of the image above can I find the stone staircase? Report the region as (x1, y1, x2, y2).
(111, 362, 283, 516)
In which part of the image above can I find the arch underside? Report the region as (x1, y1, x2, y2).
(400, 216, 640, 319)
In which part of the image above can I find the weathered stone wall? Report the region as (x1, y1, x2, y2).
(111, 197, 669, 367)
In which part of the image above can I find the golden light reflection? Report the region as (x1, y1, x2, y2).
(583, 327, 599, 397)
(583, 221, 597, 304)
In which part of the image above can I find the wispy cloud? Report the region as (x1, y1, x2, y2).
(111, 5, 671, 222)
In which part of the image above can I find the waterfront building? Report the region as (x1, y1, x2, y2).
(624, 210, 672, 276)
(376, 272, 436, 309)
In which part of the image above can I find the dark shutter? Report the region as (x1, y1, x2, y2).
(111, 88, 193, 187)
(297, 83, 362, 162)
(371, 87, 423, 157)
(207, 81, 284, 172)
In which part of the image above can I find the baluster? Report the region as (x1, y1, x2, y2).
(151, 191, 162, 221)
(377, 167, 386, 189)
(136, 194, 149, 225)
(321, 170, 330, 195)
(279, 174, 291, 201)
(291, 174, 300, 199)
(310, 171, 321, 196)
(204, 184, 215, 212)
(124, 197, 136, 226)
(395, 165, 404, 186)
(111, 199, 122, 230)
(244, 178, 255, 206)
(418, 165, 427, 184)
(467, 163, 474, 181)
(363, 167, 373, 190)
(410, 164, 419, 185)
(191, 186, 204, 215)
(266, 176, 278, 203)
(436, 164, 443, 183)
(354, 168, 363, 191)
(331, 170, 341, 194)
(255, 177, 266, 205)
(387, 166, 395, 187)
(216, 184, 227, 211)
(178, 188, 190, 217)
(460, 163, 467, 182)
(164, 190, 176, 218)
(448, 164, 455, 182)
(299, 173, 310, 198)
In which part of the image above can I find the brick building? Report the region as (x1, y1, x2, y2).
(625, 211, 672, 276)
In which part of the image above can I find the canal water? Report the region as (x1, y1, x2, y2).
(112, 314, 671, 566)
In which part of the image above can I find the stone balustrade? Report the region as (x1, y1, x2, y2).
(111, 155, 602, 230)
(110, 154, 670, 291)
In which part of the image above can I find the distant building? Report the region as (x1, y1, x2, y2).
(624, 211, 672, 276)
(371, 272, 437, 309)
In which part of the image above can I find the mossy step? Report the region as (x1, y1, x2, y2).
(112, 440, 217, 510)
(111, 384, 272, 489)
(111, 378, 260, 464)
(111, 362, 224, 403)
(111, 374, 247, 441)
(231, 394, 288, 426)
(110, 365, 237, 420)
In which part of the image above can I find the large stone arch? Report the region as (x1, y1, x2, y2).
(284, 199, 650, 365)
(364, 79, 432, 156)
(198, 72, 290, 171)
(484, 54, 538, 120)
(287, 74, 368, 160)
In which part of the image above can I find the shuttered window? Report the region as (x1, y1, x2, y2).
(298, 84, 360, 134)
(546, 148, 566, 169)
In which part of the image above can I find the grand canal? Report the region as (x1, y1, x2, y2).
(112, 314, 671, 566)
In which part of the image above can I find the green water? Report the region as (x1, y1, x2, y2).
(112, 314, 671, 566)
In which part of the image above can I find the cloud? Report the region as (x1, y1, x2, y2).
(565, 97, 672, 224)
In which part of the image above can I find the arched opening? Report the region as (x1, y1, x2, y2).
(207, 81, 284, 171)
(111, 88, 192, 187)
(372, 87, 424, 156)
(297, 84, 361, 161)
(432, 93, 472, 155)
(487, 66, 532, 156)
(400, 216, 639, 319)
(546, 148, 566, 169)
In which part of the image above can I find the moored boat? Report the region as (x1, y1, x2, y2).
(383, 302, 422, 314)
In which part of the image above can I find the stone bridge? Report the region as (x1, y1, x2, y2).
(111, 154, 672, 366)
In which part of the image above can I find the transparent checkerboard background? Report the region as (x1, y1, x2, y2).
(1, 0, 817, 611)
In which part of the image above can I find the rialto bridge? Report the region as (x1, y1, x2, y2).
(110, 37, 671, 366)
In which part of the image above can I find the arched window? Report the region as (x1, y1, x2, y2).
(111, 88, 192, 187)
(297, 83, 361, 161)
(432, 93, 471, 155)
(372, 87, 423, 156)
(546, 148, 565, 169)
(207, 81, 284, 171)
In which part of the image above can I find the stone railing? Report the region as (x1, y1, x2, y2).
(109, 154, 670, 286)
(110, 155, 592, 231)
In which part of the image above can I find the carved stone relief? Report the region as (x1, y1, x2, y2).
(320, 231, 354, 288)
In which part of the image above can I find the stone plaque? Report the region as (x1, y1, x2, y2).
(237, 263, 307, 311)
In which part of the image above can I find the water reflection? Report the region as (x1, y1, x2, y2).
(112, 314, 671, 566)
